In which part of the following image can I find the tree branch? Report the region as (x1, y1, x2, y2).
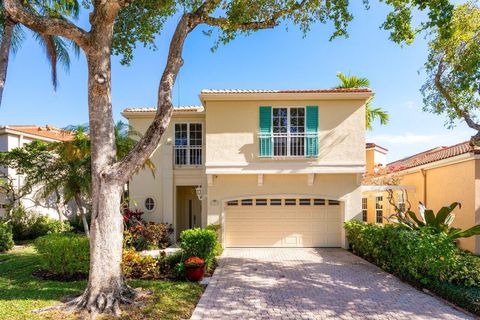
(108, 0, 309, 182)
(434, 60, 480, 132)
(3, 0, 90, 51)
(201, 16, 278, 30)
(108, 13, 198, 181)
(199, 0, 307, 31)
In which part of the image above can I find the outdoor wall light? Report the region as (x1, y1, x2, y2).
(195, 185, 205, 201)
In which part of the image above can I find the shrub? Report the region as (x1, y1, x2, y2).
(123, 208, 144, 227)
(34, 233, 89, 276)
(9, 206, 72, 240)
(426, 279, 480, 316)
(158, 249, 185, 279)
(0, 221, 14, 252)
(180, 228, 218, 270)
(122, 250, 160, 280)
(124, 222, 172, 251)
(205, 224, 223, 256)
(344, 221, 480, 287)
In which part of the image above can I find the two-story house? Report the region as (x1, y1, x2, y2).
(123, 88, 372, 248)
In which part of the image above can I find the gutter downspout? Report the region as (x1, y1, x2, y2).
(421, 168, 427, 206)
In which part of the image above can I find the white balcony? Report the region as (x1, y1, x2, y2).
(174, 145, 202, 166)
(259, 132, 317, 158)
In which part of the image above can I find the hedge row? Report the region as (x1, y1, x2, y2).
(345, 221, 480, 315)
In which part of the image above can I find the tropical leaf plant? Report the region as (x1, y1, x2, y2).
(390, 201, 480, 240)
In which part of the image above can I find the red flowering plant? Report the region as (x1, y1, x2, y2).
(184, 256, 205, 268)
(123, 208, 145, 227)
(362, 164, 411, 223)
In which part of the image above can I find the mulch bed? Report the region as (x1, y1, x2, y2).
(32, 269, 87, 282)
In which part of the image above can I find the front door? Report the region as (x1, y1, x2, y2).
(176, 186, 202, 239)
(187, 199, 200, 228)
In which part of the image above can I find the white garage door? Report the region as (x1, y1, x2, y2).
(225, 198, 342, 247)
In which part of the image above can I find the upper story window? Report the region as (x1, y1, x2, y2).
(174, 123, 202, 166)
(259, 106, 318, 158)
(272, 107, 305, 157)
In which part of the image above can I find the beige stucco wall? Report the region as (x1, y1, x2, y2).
(126, 113, 206, 227)
(204, 99, 366, 166)
(419, 160, 476, 252)
(207, 173, 362, 247)
(362, 158, 478, 253)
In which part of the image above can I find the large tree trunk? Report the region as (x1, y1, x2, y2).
(0, 18, 15, 107)
(70, 17, 135, 316)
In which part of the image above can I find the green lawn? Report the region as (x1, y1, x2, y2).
(0, 245, 204, 320)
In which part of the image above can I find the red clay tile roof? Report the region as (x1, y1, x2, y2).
(201, 88, 372, 94)
(387, 141, 479, 172)
(3, 125, 73, 141)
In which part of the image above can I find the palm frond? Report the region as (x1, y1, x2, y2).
(366, 103, 390, 130)
(334, 72, 370, 89)
(34, 33, 59, 90)
(9, 23, 25, 54)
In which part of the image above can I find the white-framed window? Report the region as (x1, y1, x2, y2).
(272, 107, 305, 157)
(375, 196, 383, 223)
(174, 123, 202, 166)
(144, 197, 156, 212)
(362, 197, 368, 222)
(397, 191, 406, 212)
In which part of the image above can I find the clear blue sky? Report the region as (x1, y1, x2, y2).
(0, 1, 470, 162)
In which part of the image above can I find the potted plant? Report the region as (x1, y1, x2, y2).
(184, 256, 205, 282)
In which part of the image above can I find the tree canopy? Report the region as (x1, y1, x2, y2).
(421, 1, 480, 144)
(112, 0, 455, 65)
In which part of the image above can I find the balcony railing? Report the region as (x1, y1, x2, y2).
(174, 145, 202, 166)
(259, 132, 317, 157)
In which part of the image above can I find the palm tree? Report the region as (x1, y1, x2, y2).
(334, 72, 389, 130)
(45, 123, 156, 236)
(0, 0, 80, 107)
(53, 127, 92, 237)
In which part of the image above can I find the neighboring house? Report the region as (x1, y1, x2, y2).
(123, 88, 372, 248)
(362, 141, 480, 254)
(0, 125, 74, 218)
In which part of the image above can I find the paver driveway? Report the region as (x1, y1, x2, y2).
(191, 248, 472, 320)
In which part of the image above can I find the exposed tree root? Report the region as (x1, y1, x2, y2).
(32, 284, 153, 319)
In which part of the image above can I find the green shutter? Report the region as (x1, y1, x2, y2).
(259, 106, 272, 157)
(306, 106, 318, 157)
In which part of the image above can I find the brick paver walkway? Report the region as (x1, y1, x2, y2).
(190, 248, 472, 320)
